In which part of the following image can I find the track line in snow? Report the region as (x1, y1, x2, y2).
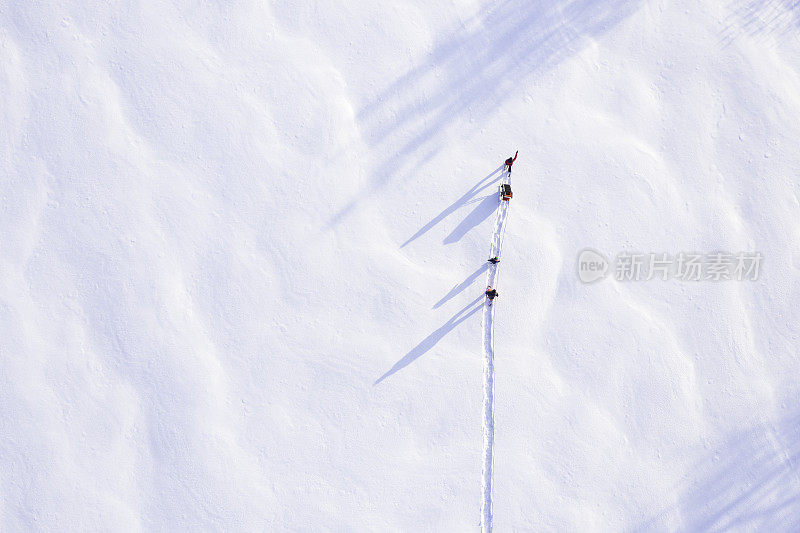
(481, 171, 511, 533)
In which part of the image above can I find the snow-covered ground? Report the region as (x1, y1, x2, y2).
(2, 0, 800, 530)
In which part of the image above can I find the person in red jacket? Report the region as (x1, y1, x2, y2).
(505, 150, 518, 173)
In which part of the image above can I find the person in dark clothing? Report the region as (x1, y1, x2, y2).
(504, 150, 518, 173)
(488, 257, 500, 264)
(485, 286, 498, 300)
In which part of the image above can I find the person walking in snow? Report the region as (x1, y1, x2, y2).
(485, 286, 498, 301)
(505, 151, 518, 173)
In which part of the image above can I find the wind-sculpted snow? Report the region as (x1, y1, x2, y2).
(2, 0, 800, 530)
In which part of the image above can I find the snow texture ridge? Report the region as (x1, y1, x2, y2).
(3, 0, 800, 529)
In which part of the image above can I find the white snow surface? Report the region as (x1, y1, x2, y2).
(2, 0, 800, 530)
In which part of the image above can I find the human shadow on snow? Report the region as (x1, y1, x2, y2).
(433, 263, 489, 310)
(443, 193, 498, 245)
(374, 295, 483, 384)
(638, 413, 800, 531)
(402, 165, 503, 248)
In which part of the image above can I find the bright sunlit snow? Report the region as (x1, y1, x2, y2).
(2, 0, 800, 530)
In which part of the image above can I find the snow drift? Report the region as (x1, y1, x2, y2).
(1, 0, 800, 529)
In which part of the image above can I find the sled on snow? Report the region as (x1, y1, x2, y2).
(501, 183, 512, 201)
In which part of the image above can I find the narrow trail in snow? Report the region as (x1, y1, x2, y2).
(481, 170, 511, 533)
